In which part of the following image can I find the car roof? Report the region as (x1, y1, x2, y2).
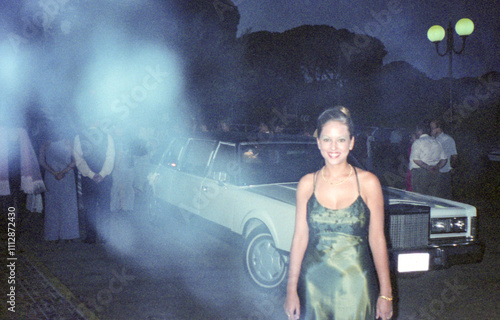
(186, 132, 317, 144)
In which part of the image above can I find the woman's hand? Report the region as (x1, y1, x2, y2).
(376, 297, 393, 320)
(283, 291, 301, 319)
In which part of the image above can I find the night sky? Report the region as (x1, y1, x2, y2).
(1, 0, 498, 128)
(236, 0, 500, 80)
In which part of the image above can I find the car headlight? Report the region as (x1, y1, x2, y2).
(431, 217, 467, 234)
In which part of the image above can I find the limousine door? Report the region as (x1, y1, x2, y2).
(175, 139, 217, 215)
(198, 143, 240, 227)
(151, 138, 186, 207)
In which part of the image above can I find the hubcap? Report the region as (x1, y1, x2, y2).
(249, 234, 285, 284)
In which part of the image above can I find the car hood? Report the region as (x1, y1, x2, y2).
(245, 184, 476, 217)
(384, 187, 476, 216)
(245, 182, 298, 205)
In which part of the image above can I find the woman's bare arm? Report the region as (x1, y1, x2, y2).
(361, 169, 393, 319)
(284, 173, 314, 319)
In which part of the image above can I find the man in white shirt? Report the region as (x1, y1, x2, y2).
(409, 123, 447, 197)
(74, 125, 115, 243)
(430, 120, 458, 199)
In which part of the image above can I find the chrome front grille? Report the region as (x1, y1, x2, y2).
(387, 204, 430, 249)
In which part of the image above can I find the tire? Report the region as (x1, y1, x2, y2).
(244, 226, 288, 290)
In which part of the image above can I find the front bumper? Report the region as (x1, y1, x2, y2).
(389, 240, 485, 273)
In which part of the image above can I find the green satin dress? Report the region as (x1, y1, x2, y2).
(302, 168, 377, 319)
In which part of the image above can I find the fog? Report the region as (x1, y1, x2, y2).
(0, 0, 206, 291)
(1, 4, 252, 314)
(1, 0, 185, 132)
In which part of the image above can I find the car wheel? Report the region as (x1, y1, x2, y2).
(244, 226, 288, 290)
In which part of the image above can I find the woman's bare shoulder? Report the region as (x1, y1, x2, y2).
(354, 167, 381, 188)
(298, 172, 315, 185)
(297, 172, 316, 195)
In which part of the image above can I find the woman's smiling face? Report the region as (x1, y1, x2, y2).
(317, 120, 354, 166)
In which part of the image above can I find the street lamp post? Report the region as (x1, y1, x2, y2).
(427, 18, 474, 123)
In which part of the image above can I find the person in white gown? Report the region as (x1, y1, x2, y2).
(39, 128, 79, 241)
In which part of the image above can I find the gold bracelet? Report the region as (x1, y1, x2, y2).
(379, 295, 393, 301)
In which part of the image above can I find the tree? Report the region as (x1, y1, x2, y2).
(240, 25, 387, 85)
(171, 0, 242, 123)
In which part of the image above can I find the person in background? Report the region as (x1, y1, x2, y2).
(110, 123, 136, 214)
(73, 124, 115, 244)
(408, 122, 447, 197)
(430, 119, 458, 199)
(39, 125, 79, 242)
(0, 125, 46, 235)
(405, 132, 418, 191)
(284, 106, 393, 320)
(258, 122, 271, 134)
(303, 125, 315, 137)
(25, 107, 49, 214)
(257, 122, 273, 140)
(217, 119, 232, 132)
(274, 124, 285, 134)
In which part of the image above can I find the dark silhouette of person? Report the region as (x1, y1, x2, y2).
(73, 125, 115, 243)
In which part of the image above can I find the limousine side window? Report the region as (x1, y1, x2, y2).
(180, 140, 217, 176)
(160, 138, 186, 168)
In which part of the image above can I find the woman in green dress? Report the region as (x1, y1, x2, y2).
(284, 107, 393, 319)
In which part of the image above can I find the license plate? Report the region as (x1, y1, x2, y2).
(398, 253, 430, 272)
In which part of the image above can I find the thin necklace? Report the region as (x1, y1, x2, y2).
(321, 164, 353, 186)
